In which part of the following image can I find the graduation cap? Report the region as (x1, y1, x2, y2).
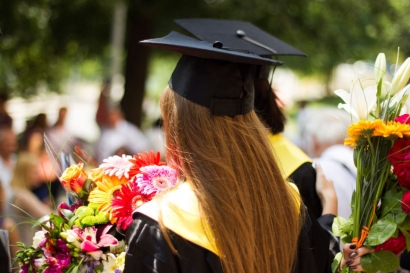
(140, 31, 283, 117)
(174, 18, 307, 58)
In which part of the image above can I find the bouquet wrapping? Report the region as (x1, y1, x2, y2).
(332, 53, 410, 273)
(14, 151, 177, 273)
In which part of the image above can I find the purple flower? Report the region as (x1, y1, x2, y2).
(56, 239, 70, 254)
(44, 257, 62, 273)
(20, 263, 29, 273)
(54, 252, 71, 269)
(136, 165, 177, 195)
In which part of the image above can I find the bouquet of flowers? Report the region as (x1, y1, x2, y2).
(332, 52, 410, 273)
(13, 151, 177, 273)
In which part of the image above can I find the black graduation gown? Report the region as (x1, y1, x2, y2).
(124, 210, 335, 273)
(290, 162, 323, 219)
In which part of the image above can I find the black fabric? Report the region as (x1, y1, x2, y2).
(169, 55, 255, 117)
(290, 162, 323, 219)
(124, 214, 223, 273)
(401, 250, 410, 270)
(125, 211, 333, 273)
(140, 31, 280, 66)
(0, 231, 10, 273)
(174, 19, 307, 57)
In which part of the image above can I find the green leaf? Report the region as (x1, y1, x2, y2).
(385, 211, 407, 225)
(381, 186, 405, 216)
(400, 215, 410, 230)
(361, 251, 400, 273)
(332, 216, 348, 236)
(340, 234, 353, 245)
(340, 216, 354, 234)
(50, 214, 66, 227)
(331, 252, 343, 273)
(60, 209, 74, 220)
(32, 215, 50, 228)
(399, 228, 410, 251)
(367, 219, 397, 246)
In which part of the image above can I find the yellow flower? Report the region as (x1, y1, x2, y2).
(344, 120, 385, 147)
(88, 174, 128, 222)
(87, 168, 104, 183)
(373, 121, 410, 138)
(347, 120, 384, 138)
(60, 162, 88, 192)
(344, 138, 358, 147)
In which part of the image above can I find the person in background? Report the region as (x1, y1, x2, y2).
(46, 107, 74, 154)
(0, 116, 17, 201)
(96, 102, 149, 163)
(19, 113, 57, 205)
(304, 108, 355, 220)
(0, 183, 20, 265)
(45, 107, 73, 202)
(8, 152, 52, 246)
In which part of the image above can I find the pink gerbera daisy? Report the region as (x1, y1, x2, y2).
(111, 182, 154, 230)
(100, 155, 133, 179)
(136, 165, 177, 195)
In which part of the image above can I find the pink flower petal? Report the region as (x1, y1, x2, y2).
(97, 234, 119, 247)
(81, 241, 99, 252)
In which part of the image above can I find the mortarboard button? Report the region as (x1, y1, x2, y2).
(213, 41, 223, 49)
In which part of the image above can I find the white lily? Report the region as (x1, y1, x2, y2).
(374, 53, 386, 85)
(391, 57, 410, 96)
(389, 83, 410, 107)
(335, 84, 377, 121)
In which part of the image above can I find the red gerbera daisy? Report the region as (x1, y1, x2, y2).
(128, 150, 165, 178)
(111, 181, 155, 230)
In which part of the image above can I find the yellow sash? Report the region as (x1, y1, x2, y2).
(269, 134, 312, 179)
(137, 183, 219, 255)
(137, 182, 301, 256)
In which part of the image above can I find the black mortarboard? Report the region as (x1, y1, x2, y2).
(140, 31, 283, 117)
(174, 19, 307, 57)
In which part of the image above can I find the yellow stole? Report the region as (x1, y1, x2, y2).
(268, 134, 312, 179)
(137, 182, 301, 256)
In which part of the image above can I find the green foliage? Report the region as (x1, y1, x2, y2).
(331, 252, 343, 273)
(74, 203, 109, 228)
(0, 0, 113, 96)
(367, 219, 397, 246)
(1, 0, 409, 97)
(332, 215, 353, 244)
(361, 250, 400, 273)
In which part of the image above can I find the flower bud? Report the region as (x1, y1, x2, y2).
(392, 57, 410, 95)
(374, 53, 386, 84)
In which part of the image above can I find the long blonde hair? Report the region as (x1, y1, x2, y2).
(10, 152, 39, 189)
(160, 86, 302, 273)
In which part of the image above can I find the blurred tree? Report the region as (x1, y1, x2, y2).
(0, 0, 113, 97)
(1, 0, 409, 125)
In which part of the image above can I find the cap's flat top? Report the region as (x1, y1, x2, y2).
(175, 18, 307, 57)
(140, 31, 283, 66)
